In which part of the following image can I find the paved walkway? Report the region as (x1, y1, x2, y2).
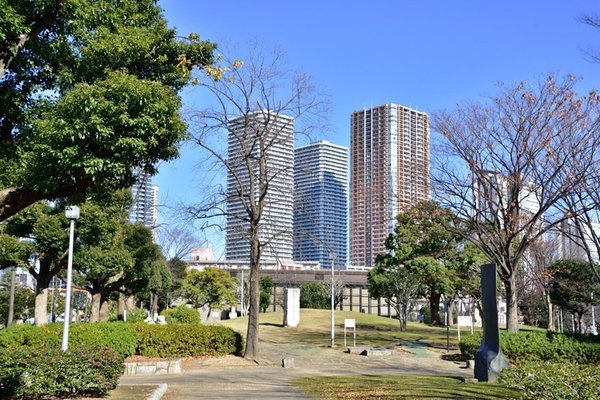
(118, 341, 471, 399)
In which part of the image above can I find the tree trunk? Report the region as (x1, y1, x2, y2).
(7, 267, 16, 326)
(244, 235, 261, 360)
(90, 291, 101, 322)
(34, 276, 51, 326)
(448, 299, 456, 326)
(126, 295, 136, 310)
(503, 273, 519, 332)
(430, 292, 442, 325)
(151, 292, 159, 318)
(546, 293, 554, 331)
(117, 291, 126, 321)
(98, 291, 110, 321)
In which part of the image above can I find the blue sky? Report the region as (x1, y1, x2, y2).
(155, 0, 600, 255)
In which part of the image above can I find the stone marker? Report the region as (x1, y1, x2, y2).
(474, 264, 509, 382)
(283, 288, 300, 327)
(282, 357, 295, 368)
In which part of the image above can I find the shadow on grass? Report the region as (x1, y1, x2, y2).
(260, 322, 284, 328)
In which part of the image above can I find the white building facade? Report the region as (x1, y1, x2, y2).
(225, 112, 295, 261)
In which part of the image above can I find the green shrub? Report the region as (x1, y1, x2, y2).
(500, 361, 600, 400)
(0, 346, 124, 399)
(132, 324, 243, 358)
(0, 323, 61, 349)
(125, 308, 148, 323)
(161, 305, 200, 324)
(70, 323, 137, 357)
(0, 323, 137, 357)
(459, 330, 600, 364)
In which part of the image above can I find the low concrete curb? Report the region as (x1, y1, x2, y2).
(146, 383, 168, 400)
(125, 359, 182, 376)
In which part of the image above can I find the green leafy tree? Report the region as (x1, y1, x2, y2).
(74, 193, 133, 322)
(549, 259, 600, 333)
(300, 282, 329, 309)
(183, 267, 237, 319)
(369, 256, 422, 331)
(377, 201, 461, 326)
(0, 0, 216, 221)
(0, 273, 34, 325)
(123, 223, 171, 317)
(74, 192, 169, 321)
(259, 276, 274, 313)
(4, 202, 69, 325)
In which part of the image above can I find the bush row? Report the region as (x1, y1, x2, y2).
(0, 346, 124, 399)
(0, 322, 243, 358)
(500, 361, 600, 400)
(459, 330, 600, 364)
(160, 305, 201, 324)
(0, 323, 137, 356)
(133, 324, 244, 357)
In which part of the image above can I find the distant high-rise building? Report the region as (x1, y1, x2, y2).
(293, 140, 349, 269)
(225, 112, 295, 261)
(350, 103, 429, 268)
(130, 168, 158, 230)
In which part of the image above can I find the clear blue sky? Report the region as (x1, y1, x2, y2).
(155, 0, 600, 256)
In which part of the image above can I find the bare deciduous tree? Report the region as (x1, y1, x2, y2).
(432, 75, 600, 332)
(522, 235, 561, 330)
(187, 44, 327, 360)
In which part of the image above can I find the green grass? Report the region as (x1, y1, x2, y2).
(292, 375, 521, 400)
(218, 309, 470, 348)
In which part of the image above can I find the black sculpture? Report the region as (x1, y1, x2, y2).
(474, 264, 509, 382)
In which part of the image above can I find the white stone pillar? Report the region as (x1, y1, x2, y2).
(283, 288, 300, 327)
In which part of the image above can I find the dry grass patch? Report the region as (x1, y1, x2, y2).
(218, 309, 468, 349)
(292, 375, 520, 400)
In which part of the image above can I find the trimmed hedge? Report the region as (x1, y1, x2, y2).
(459, 330, 600, 364)
(161, 305, 201, 324)
(0, 346, 124, 399)
(500, 361, 600, 400)
(0, 322, 137, 357)
(132, 324, 244, 358)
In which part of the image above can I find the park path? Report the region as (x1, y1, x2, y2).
(118, 340, 471, 400)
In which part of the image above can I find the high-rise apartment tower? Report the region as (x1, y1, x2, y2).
(225, 112, 295, 261)
(130, 168, 159, 231)
(293, 140, 349, 269)
(350, 103, 429, 268)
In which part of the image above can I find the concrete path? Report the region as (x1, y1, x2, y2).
(118, 341, 471, 400)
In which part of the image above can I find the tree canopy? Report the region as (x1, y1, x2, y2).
(183, 267, 237, 317)
(0, 0, 215, 220)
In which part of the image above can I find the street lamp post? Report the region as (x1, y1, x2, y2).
(330, 256, 335, 347)
(61, 205, 80, 352)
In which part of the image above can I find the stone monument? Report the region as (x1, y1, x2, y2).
(283, 288, 300, 327)
(474, 264, 509, 382)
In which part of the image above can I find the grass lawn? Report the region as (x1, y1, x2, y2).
(292, 375, 520, 400)
(219, 309, 471, 348)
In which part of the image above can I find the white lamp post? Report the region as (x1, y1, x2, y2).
(61, 205, 80, 352)
(330, 255, 335, 347)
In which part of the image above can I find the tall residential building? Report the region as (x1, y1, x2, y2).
(293, 140, 349, 269)
(130, 168, 159, 230)
(225, 112, 295, 261)
(350, 103, 429, 268)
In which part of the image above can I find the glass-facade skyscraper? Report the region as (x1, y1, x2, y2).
(293, 140, 349, 269)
